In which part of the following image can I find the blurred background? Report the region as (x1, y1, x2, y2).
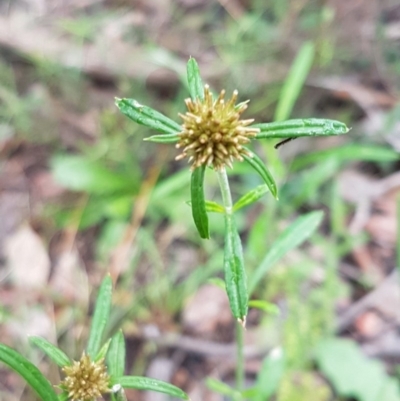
(0, 0, 400, 400)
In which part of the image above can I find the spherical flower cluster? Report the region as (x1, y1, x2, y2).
(175, 85, 259, 170)
(60, 354, 110, 401)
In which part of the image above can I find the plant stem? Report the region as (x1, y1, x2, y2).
(217, 167, 233, 212)
(235, 319, 245, 391)
(216, 168, 245, 391)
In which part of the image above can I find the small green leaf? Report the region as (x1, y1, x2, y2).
(187, 199, 225, 213)
(316, 338, 400, 401)
(0, 344, 58, 401)
(242, 151, 278, 199)
(275, 41, 315, 121)
(248, 300, 280, 315)
(292, 143, 399, 170)
(51, 155, 138, 195)
(187, 57, 204, 101)
(253, 118, 349, 139)
(86, 275, 113, 359)
(249, 211, 324, 295)
(29, 336, 71, 367)
(114, 376, 189, 400)
(254, 348, 285, 401)
(224, 214, 248, 322)
(190, 165, 210, 239)
(233, 185, 270, 212)
(116, 98, 181, 135)
(144, 133, 180, 143)
(95, 338, 111, 362)
(208, 277, 226, 289)
(107, 330, 126, 378)
(205, 377, 242, 399)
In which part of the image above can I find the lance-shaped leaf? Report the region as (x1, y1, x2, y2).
(233, 184, 270, 212)
(144, 133, 180, 143)
(224, 213, 248, 323)
(0, 344, 58, 401)
(187, 200, 225, 214)
(187, 57, 204, 101)
(114, 376, 189, 400)
(249, 211, 323, 295)
(253, 118, 349, 139)
(254, 349, 285, 401)
(87, 275, 113, 359)
(107, 330, 126, 378)
(116, 98, 181, 135)
(29, 336, 71, 367)
(242, 150, 278, 199)
(190, 165, 210, 239)
(95, 338, 111, 362)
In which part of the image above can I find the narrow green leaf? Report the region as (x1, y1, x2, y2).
(224, 214, 248, 322)
(187, 57, 204, 101)
(253, 118, 349, 139)
(0, 344, 58, 401)
(187, 200, 225, 213)
(248, 300, 280, 315)
(249, 211, 324, 295)
(292, 144, 399, 171)
(242, 151, 278, 199)
(144, 133, 180, 143)
(86, 275, 113, 359)
(116, 98, 181, 135)
(206, 377, 241, 399)
(204, 200, 224, 213)
(29, 336, 71, 367)
(190, 165, 210, 239)
(233, 185, 269, 212)
(95, 338, 111, 362)
(275, 41, 315, 121)
(107, 331, 126, 378)
(254, 348, 285, 401)
(114, 376, 189, 400)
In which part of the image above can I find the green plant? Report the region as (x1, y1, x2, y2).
(116, 56, 349, 392)
(0, 276, 188, 401)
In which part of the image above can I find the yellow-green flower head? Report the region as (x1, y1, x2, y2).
(176, 85, 260, 170)
(61, 353, 110, 401)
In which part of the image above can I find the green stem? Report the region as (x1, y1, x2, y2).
(216, 168, 245, 392)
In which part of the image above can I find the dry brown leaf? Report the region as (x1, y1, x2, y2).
(182, 284, 232, 341)
(4, 224, 50, 289)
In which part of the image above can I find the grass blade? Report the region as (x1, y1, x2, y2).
(274, 41, 315, 121)
(86, 275, 113, 359)
(0, 344, 58, 401)
(29, 336, 71, 367)
(292, 144, 399, 171)
(249, 211, 324, 295)
(190, 165, 210, 239)
(114, 376, 189, 400)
